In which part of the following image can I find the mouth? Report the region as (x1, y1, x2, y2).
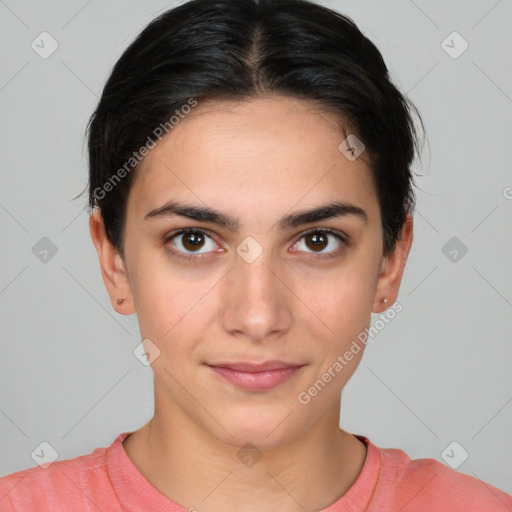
(205, 360, 305, 391)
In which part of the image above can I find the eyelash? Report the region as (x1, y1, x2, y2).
(163, 228, 348, 261)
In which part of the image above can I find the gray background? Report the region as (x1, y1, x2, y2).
(1, 0, 511, 496)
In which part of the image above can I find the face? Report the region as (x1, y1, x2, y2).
(93, 96, 410, 449)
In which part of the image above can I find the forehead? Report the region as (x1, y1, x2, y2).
(126, 96, 379, 227)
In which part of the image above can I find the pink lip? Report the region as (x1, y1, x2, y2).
(206, 361, 304, 391)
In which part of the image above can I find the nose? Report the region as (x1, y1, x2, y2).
(221, 247, 293, 343)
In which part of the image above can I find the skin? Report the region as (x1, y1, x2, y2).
(90, 95, 413, 512)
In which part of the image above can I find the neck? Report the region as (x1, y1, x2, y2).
(123, 390, 367, 512)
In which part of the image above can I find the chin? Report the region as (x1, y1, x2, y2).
(206, 405, 304, 451)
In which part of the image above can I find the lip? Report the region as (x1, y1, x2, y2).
(206, 361, 305, 391)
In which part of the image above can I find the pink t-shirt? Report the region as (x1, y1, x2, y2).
(1, 432, 511, 511)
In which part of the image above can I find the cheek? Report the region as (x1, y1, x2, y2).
(296, 260, 377, 330)
(130, 255, 219, 356)
(135, 274, 183, 339)
(293, 263, 378, 383)
(126, 248, 176, 337)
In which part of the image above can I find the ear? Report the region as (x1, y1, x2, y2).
(372, 213, 413, 313)
(89, 209, 135, 315)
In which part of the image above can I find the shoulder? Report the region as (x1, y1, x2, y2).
(369, 440, 512, 511)
(0, 442, 113, 512)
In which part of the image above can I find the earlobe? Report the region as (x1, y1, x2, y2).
(89, 210, 135, 315)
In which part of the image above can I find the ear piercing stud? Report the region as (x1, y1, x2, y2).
(383, 298, 389, 305)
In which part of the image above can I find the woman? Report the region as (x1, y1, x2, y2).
(1, 0, 511, 510)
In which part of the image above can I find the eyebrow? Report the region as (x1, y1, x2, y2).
(144, 200, 368, 230)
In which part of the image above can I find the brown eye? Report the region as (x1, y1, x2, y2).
(166, 229, 217, 256)
(293, 229, 345, 257)
(304, 232, 329, 252)
(181, 231, 205, 251)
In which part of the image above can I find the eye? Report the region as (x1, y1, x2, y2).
(164, 227, 347, 261)
(165, 228, 219, 258)
(292, 228, 346, 258)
